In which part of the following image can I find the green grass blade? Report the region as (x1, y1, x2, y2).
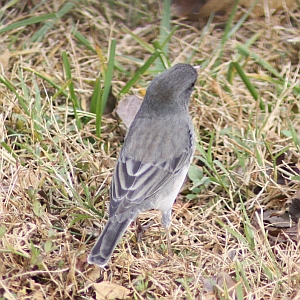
(227, 62, 235, 85)
(235, 262, 248, 298)
(159, 0, 171, 55)
(62, 51, 81, 130)
(31, 2, 75, 42)
(101, 39, 116, 113)
(93, 76, 103, 136)
(214, 0, 256, 68)
(288, 118, 300, 149)
(24, 67, 68, 98)
(1, 141, 18, 160)
(156, 0, 170, 70)
(227, 0, 256, 40)
(236, 43, 283, 79)
(54, 2, 75, 18)
(0, 76, 29, 115)
(119, 51, 161, 95)
(213, 0, 239, 67)
(153, 41, 169, 70)
(90, 76, 101, 114)
(72, 28, 96, 53)
(221, 0, 239, 47)
(153, 25, 179, 70)
(217, 219, 249, 245)
(123, 27, 154, 53)
(160, 25, 178, 51)
(95, 38, 116, 138)
(62, 51, 80, 108)
(0, 13, 57, 34)
(232, 61, 258, 100)
(186, 15, 214, 64)
(31, 77, 43, 140)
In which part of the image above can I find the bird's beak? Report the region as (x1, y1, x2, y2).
(193, 66, 201, 70)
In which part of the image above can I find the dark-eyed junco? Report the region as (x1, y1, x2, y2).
(88, 63, 198, 267)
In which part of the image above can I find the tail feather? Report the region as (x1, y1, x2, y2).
(88, 218, 132, 267)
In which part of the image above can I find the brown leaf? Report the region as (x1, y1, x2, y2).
(0, 49, 11, 70)
(202, 293, 217, 300)
(279, 224, 299, 242)
(267, 152, 300, 186)
(94, 281, 130, 300)
(263, 210, 290, 228)
(203, 271, 238, 300)
(86, 268, 101, 283)
(116, 95, 142, 128)
(289, 196, 300, 224)
(254, 209, 299, 242)
(103, 87, 117, 116)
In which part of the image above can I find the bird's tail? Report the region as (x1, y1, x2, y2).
(87, 218, 132, 267)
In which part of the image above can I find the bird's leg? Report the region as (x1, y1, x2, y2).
(161, 209, 173, 256)
(136, 218, 144, 242)
(135, 218, 155, 242)
(165, 227, 173, 257)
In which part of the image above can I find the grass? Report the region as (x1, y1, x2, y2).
(0, 0, 300, 299)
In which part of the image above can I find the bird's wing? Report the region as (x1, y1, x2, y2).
(109, 132, 193, 222)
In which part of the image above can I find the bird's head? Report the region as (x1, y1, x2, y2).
(141, 63, 198, 115)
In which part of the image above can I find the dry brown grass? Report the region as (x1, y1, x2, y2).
(0, 1, 300, 299)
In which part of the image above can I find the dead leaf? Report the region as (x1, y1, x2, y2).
(0, 49, 11, 70)
(203, 271, 239, 300)
(28, 279, 45, 300)
(116, 95, 142, 128)
(289, 195, 300, 224)
(272, 153, 300, 185)
(31, 290, 44, 300)
(17, 167, 46, 191)
(103, 87, 117, 116)
(86, 267, 101, 283)
(202, 293, 217, 300)
(279, 225, 299, 242)
(263, 210, 291, 228)
(94, 281, 130, 300)
(254, 209, 299, 242)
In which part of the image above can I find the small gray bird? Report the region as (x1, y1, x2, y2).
(88, 63, 198, 267)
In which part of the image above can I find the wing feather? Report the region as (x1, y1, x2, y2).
(109, 152, 192, 220)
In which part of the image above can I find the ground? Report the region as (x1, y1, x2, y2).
(0, 1, 300, 299)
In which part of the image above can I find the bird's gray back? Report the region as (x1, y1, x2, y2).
(122, 114, 194, 164)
